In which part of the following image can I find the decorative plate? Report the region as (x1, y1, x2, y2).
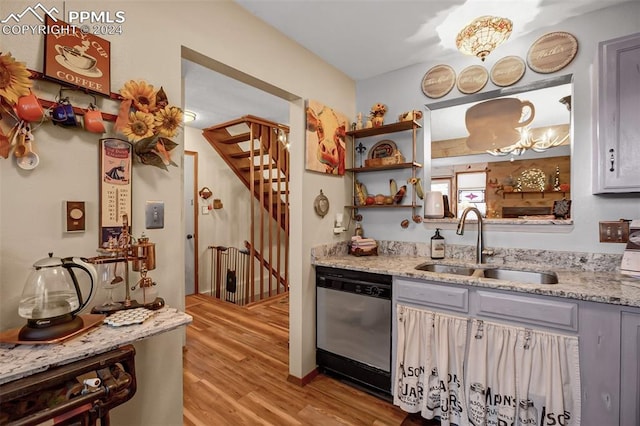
(368, 140, 398, 159)
(519, 168, 547, 191)
(490, 56, 526, 87)
(421, 64, 456, 99)
(456, 65, 488, 94)
(314, 190, 330, 217)
(527, 32, 578, 74)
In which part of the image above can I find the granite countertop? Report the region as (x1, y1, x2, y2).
(313, 255, 640, 308)
(0, 307, 192, 385)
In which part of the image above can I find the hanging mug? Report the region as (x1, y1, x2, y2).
(16, 92, 44, 122)
(83, 104, 106, 133)
(51, 99, 78, 127)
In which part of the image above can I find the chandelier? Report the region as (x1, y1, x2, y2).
(486, 126, 570, 157)
(456, 16, 513, 61)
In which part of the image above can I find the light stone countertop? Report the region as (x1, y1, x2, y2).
(0, 307, 192, 385)
(313, 255, 640, 308)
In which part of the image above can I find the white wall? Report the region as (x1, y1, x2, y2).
(1, 0, 354, 423)
(357, 2, 640, 254)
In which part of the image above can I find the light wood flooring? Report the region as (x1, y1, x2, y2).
(183, 294, 433, 425)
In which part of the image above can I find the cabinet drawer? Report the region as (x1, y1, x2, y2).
(476, 290, 578, 331)
(395, 278, 468, 313)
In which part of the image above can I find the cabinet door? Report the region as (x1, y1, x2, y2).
(621, 311, 640, 426)
(594, 33, 640, 193)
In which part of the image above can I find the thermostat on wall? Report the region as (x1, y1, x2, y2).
(64, 201, 86, 233)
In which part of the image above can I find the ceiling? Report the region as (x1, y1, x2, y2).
(183, 0, 630, 130)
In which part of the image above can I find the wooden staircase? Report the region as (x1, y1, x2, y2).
(202, 115, 289, 302)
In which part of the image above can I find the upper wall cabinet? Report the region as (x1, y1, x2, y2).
(594, 32, 640, 194)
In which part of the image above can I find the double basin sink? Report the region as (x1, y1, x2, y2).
(415, 262, 559, 285)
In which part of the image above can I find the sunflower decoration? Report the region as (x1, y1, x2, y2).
(116, 80, 183, 170)
(0, 52, 32, 106)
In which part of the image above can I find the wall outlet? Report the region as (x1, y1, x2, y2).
(599, 221, 630, 243)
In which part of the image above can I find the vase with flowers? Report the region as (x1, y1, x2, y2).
(370, 103, 387, 127)
(115, 80, 183, 170)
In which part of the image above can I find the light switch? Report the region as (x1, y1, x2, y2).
(599, 221, 629, 243)
(145, 201, 165, 229)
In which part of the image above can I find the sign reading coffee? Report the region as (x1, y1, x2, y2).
(44, 17, 111, 96)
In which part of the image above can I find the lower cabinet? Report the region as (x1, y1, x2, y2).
(393, 276, 637, 426)
(620, 311, 640, 426)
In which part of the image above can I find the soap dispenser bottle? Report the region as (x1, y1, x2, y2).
(430, 228, 445, 259)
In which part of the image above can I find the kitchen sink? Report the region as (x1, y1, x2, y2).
(482, 268, 559, 284)
(415, 263, 476, 276)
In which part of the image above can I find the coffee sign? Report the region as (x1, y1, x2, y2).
(44, 17, 111, 96)
(527, 32, 578, 74)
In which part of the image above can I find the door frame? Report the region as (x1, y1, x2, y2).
(185, 150, 199, 294)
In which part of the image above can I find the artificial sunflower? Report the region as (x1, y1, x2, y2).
(0, 52, 32, 106)
(122, 111, 155, 142)
(154, 105, 183, 137)
(120, 80, 157, 113)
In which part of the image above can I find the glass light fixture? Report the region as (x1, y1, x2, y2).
(183, 110, 197, 123)
(456, 16, 513, 61)
(486, 126, 570, 157)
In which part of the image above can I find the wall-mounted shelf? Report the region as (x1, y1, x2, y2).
(346, 120, 421, 138)
(502, 191, 569, 199)
(347, 119, 422, 220)
(346, 204, 422, 209)
(346, 162, 422, 173)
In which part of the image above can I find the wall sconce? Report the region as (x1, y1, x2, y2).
(456, 16, 513, 61)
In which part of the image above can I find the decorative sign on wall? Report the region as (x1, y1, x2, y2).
(421, 64, 456, 99)
(527, 32, 578, 74)
(456, 65, 488, 94)
(44, 17, 111, 96)
(99, 138, 132, 247)
(490, 56, 526, 87)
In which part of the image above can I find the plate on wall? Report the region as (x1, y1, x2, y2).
(421, 64, 456, 99)
(490, 56, 526, 87)
(527, 32, 578, 74)
(456, 65, 488, 94)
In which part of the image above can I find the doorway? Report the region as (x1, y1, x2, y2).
(184, 150, 198, 296)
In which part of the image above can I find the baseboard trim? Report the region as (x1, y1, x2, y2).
(287, 368, 319, 387)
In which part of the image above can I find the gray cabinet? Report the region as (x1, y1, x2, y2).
(594, 32, 640, 194)
(621, 311, 640, 426)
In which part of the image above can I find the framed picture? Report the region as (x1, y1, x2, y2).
(44, 16, 111, 96)
(305, 99, 348, 175)
(99, 138, 132, 248)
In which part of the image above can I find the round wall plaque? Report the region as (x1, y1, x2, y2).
(421, 64, 456, 99)
(313, 190, 330, 217)
(456, 65, 488, 94)
(527, 32, 578, 74)
(490, 55, 526, 87)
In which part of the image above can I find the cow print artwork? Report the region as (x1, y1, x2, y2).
(305, 99, 348, 175)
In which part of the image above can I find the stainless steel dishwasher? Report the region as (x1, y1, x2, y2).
(316, 266, 392, 396)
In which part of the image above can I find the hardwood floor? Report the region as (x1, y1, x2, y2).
(183, 294, 435, 425)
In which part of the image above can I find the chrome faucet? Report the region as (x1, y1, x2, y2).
(456, 207, 493, 264)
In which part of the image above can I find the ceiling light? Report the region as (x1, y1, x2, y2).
(486, 126, 569, 157)
(183, 110, 197, 123)
(456, 16, 513, 61)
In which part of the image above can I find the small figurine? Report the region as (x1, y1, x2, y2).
(356, 113, 363, 130)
